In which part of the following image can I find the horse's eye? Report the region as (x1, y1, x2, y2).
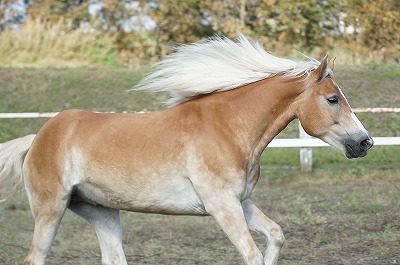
(327, 96, 339, 105)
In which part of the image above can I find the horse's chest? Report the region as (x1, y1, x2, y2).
(241, 163, 261, 200)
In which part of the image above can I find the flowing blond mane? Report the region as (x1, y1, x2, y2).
(134, 33, 320, 107)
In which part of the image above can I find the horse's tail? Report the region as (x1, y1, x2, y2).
(0, 134, 36, 210)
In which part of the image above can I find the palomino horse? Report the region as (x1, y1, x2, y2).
(0, 34, 373, 265)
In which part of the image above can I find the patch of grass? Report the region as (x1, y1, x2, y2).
(0, 119, 45, 143)
(261, 146, 400, 190)
(0, 68, 155, 113)
(376, 67, 400, 79)
(365, 61, 381, 70)
(0, 19, 124, 68)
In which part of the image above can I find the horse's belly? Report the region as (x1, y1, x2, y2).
(74, 173, 207, 215)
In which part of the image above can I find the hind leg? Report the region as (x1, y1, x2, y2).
(24, 191, 70, 265)
(68, 201, 127, 265)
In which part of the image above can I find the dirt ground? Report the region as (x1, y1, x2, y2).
(1, 168, 399, 265)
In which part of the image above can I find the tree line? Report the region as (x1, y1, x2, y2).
(0, 0, 399, 65)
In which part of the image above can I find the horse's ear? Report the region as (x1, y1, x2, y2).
(328, 57, 336, 71)
(313, 55, 328, 82)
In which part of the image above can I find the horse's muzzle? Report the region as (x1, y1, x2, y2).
(345, 136, 374, 158)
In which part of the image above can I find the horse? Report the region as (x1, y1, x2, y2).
(0, 33, 373, 265)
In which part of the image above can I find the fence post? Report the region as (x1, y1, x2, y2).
(299, 121, 312, 172)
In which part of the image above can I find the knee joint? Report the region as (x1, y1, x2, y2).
(270, 225, 285, 247)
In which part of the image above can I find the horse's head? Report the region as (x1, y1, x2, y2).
(296, 56, 373, 158)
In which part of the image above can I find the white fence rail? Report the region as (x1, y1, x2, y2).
(0, 108, 399, 171)
(0, 112, 59, 118)
(268, 137, 400, 148)
(0, 108, 399, 119)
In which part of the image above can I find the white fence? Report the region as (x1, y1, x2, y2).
(1, 108, 399, 172)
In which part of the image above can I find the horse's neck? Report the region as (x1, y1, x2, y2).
(221, 76, 304, 161)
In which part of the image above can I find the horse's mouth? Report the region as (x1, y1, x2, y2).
(345, 144, 367, 159)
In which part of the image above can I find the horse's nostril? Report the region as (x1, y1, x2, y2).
(360, 138, 373, 150)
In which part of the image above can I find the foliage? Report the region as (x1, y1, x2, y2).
(141, 0, 213, 57)
(342, 0, 400, 63)
(26, 0, 91, 28)
(0, 0, 399, 66)
(113, 30, 158, 66)
(0, 0, 28, 30)
(200, 0, 249, 38)
(254, 0, 341, 52)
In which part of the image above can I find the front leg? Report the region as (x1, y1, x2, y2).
(201, 192, 264, 265)
(242, 199, 285, 265)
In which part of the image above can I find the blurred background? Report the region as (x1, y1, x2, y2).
(0, 0, 399, 67)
